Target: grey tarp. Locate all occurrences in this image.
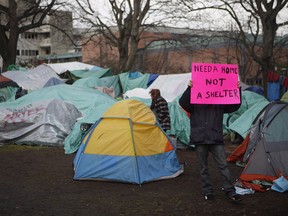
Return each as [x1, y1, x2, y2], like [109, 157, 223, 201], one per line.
[0, 99, 82, 146]
[0, 85, 116, 152]
[2, 64, 60, 90]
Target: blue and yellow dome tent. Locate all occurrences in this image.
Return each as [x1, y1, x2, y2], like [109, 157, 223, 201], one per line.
[73, 99, 184, 184]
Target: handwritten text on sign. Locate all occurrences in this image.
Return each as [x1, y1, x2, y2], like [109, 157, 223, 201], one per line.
[190, 63, 240, 104]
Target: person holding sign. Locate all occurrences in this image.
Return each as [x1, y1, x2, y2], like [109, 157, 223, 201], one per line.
[179, 65, 242, 202]
[149, 89, 171, 133]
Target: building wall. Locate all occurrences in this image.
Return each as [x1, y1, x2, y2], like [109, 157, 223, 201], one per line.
[49, 11, 74, 55]
[82, 30, 255, 73]
[15, 9, 76, 66]
[82, 36, 119, 69]
[82, 28, 288, 85]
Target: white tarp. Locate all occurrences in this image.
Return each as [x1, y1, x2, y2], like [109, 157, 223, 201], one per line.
[124, 73, 191, 102]
[0, 99, 82, 146]
[124, 88, 151, 100]
[2, 64, 60, 90]
[46, 62, 96, 74]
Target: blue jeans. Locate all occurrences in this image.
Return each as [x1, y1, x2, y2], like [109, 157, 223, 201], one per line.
[195, 144, 236, 195]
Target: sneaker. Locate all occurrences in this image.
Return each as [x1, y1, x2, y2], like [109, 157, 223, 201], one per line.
[227, 193, 243, 202]
[204, 194, 214, 200]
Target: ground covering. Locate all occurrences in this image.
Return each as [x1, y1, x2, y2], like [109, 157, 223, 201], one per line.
[0, 142, 287, 216]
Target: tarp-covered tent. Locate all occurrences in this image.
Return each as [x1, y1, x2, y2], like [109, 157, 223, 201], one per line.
[0, 99, 81, 146]
[64, 102, 116, 154]
[228, 101, 288, 191]
[69, 68, 112, 80]
[227, 91, 269, 139]
[119, 71, 150, 94]
[45, 62, 99, 82]
[2, 64, 61, 91]
[0, 75, 19, 102]
[0, 85, 116, 149]
[0, 86, 18, 103]
[73, 75, 122, 98]
[148, 73, 191, 102]
[46, 62, 96, 75]
[268, 82, 281, 101]
[73, 99, 184, 184]
[124, 73, 252, 146]
[147, 74, 159, 87]
[124, 73, 191, 102]
[245, 85, 265, 96]
[0, 75, 19, 88]
[43, 77, 65, 88]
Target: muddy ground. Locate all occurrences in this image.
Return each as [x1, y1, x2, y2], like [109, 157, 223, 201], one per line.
[0, 142, 287, 216]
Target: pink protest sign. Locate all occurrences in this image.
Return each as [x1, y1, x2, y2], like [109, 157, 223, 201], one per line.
[190, 63, 240, 104]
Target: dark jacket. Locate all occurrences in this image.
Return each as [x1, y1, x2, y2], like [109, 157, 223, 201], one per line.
[179, 86, 241, 145]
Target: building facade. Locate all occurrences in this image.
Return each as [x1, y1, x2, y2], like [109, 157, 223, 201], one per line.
[82, 26, 288, 85]
[0, 0, 82, 67]
[17, 10, 82, 66]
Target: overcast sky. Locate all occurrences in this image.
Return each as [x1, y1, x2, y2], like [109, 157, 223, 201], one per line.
[69, 0, 288, 35]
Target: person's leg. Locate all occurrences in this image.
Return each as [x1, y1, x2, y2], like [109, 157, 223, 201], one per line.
[210, 145, 235, 193]
[210, 145, 242, 201]
[195, 145, 214, 197]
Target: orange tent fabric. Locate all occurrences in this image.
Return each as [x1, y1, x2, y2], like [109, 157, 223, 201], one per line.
[226, 132, 250, 162]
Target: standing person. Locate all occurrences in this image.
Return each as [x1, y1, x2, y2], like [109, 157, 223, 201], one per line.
[149, 89, 171, 133]
[179, 81, 242, 202]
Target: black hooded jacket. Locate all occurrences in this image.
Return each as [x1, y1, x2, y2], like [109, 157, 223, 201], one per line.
[179, 86, 241, 145]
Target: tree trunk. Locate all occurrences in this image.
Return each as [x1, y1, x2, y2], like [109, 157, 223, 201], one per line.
[125, 34, 138, 72]
[118, 36, 130, 73]
[1, 0, 19, 71]
[260, 13, 278, 97]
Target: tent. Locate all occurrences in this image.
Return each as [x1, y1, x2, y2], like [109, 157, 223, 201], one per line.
[2, 64, 60, 90]
[0, 84, 116, 150]
[245, 85, 264, 96]
[227, 91, 269, 139]
[227, 101, 288, 191]
[281, 91, 288, 102]
[123, 73, 191, 102]
[46, 62, 96, 75]
[43, 77, 65, 88]
[127, 97, 191, 146]
[0, 75, 19, 89]
[73, 99, 184, 184]
[0, 99, 82, 146]
[73, 75, 122, 98]
[69, 68, 112, 80]
[0, 75, 19, 102]
[119, 71, 150, 94]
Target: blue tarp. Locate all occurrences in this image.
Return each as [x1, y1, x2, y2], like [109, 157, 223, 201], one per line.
[268, 82, 280, 101]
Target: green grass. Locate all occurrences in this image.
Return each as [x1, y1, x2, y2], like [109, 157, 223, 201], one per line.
[0, 143, 49, 152]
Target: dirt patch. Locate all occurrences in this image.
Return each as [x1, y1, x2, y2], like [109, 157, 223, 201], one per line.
[0, 143, 287, 216]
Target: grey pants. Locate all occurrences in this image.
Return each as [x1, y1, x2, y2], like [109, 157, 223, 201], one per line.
[195, 144, 236, 195]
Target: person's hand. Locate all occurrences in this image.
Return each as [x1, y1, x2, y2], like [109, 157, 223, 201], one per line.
[188, 80, 193, 87]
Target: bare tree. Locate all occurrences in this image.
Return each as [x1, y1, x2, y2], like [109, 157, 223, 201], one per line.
[0, 0, 68, 71]
[169, 0, 288, 95]
[74, 0, 157, 74]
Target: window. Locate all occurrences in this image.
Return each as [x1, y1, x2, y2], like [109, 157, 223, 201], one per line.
[23, 33, 38, 39]
[255, 79, 262, 85]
